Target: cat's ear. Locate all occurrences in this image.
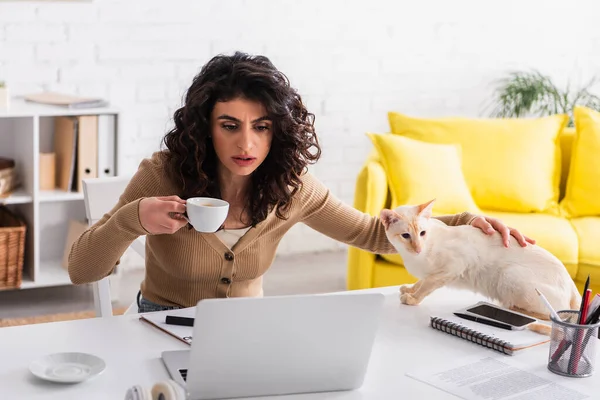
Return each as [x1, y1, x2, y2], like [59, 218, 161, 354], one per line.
[417, 199, 436, 219]
[380, 209, 400, 229]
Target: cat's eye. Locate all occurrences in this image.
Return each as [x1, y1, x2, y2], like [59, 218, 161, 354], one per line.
[420, 231, 426, 236]
[401, 233, 411, 239]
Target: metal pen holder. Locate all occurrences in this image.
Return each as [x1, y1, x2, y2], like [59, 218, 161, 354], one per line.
[547, 310, 600, 378]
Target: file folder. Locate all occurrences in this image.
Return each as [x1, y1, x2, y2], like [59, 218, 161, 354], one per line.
[97, 115, 116, 177]
[75, 115, 99, 192]
[53, 116, 77, 192]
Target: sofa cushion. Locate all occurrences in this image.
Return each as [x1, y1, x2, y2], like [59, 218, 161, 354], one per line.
[367, 133, 480, 215]
[381, 211, 579, 278]
[387, 111, 568, 214]
[558, 127, 576, 200]
[559, 106, 600, 217]
[569, 217, 600, 267]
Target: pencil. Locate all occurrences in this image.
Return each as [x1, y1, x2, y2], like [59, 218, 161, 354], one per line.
[580, 304, 600, 359]
[585, 294, 600, 325]
[580, 289, 592, 325]
[569, 287, 592, 374]
[578, 275, 590, 324]
[535, 288, 562, 321]
[535, 288, 561, 321]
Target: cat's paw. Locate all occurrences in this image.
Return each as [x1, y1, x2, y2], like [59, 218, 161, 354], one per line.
[398, 284, 414, 295]
[400, 293, 419, 306]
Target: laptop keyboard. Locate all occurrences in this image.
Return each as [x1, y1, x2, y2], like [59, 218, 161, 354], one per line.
[179, 369, 188, 382]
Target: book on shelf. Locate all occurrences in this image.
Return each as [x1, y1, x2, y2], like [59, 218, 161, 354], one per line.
[0, 158, 20, 197]
[429, 313, 550, 356]
[0, 172, 19, 197]
[0, 157, 15, 171]
[23, 92, 109, 109]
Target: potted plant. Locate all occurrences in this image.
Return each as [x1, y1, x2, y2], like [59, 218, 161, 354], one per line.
[0, 81, 8, 108]
[487, 70, 600, 126]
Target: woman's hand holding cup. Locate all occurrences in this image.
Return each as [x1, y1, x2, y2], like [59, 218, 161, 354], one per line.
[139, 196, 188, 234]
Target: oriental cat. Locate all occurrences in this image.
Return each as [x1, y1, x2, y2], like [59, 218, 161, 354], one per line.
[380, 199, 581, 335]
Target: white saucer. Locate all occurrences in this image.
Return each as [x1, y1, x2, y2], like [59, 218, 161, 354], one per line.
[29, 352, 106, 383]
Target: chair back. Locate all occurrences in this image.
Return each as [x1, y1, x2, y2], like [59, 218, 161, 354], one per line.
[82, 176, 131, 225]
[82, 176, 144, 318]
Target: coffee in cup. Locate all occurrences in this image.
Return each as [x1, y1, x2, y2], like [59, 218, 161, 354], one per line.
[184, 197, 229, 233]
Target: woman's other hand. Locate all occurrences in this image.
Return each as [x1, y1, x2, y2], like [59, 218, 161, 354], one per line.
[470, 216, 536, 248]
[139, 196, 188, 234]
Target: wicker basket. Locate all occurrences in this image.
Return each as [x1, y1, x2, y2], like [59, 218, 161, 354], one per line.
[0, 205, 26, 290]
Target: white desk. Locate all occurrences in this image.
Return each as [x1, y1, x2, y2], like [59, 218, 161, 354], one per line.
[0, 286, 597, 399]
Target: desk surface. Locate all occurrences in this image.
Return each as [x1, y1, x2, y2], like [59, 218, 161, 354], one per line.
[0, 286, 597, 399]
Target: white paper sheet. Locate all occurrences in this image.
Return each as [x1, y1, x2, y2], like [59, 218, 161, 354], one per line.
[139, 307, 196, 345]
[406, 356, 590, 400]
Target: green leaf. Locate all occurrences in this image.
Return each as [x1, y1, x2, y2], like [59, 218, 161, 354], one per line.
[486, 69, 600, 126]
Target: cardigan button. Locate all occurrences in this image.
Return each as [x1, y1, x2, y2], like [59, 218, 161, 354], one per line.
[225, 252, 234, 261]
[221, 277, 231, 284]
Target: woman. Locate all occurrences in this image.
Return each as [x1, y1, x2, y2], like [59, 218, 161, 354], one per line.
[68, 52, 534, 313]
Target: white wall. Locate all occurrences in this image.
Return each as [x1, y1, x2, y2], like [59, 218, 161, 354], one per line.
[1, 0, 599, 256]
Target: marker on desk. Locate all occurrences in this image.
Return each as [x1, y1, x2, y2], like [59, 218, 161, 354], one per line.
[165, 315, 195, 327]
[453, 312, 512, 330]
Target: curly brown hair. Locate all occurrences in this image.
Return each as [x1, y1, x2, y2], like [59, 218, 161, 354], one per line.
[162, 52, 321, 226]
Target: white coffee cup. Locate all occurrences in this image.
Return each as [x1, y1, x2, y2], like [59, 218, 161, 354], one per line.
[184, 197, 229, 233]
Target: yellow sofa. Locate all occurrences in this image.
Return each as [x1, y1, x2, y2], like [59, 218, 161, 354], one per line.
[347, 108, 600, 296]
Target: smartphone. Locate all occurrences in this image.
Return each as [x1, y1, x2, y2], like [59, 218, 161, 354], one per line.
[458, 302, 537, 330]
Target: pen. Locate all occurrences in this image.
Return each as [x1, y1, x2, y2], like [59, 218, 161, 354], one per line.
[580, 309, 600, 357]
[165, 315, 195, 327]
[578, 275, 590, 325]
[569, 282, 592, 374]
[580, 289, 592, 324]
[584, 294, 600, 325]
[453, 312, 512, 330]
[550, 340, 572, 364]
[539, 286, 570, 365]
[581, 315, 600, 347]
[535, 288, 561, 321]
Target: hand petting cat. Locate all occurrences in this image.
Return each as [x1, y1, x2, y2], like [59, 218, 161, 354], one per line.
[469, 216, 536, 248]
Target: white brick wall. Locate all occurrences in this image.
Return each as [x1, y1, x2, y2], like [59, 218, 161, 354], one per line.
[1, 0, 600, 257]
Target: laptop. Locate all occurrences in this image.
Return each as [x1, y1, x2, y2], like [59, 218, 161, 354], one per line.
[161, 291, 385, 400]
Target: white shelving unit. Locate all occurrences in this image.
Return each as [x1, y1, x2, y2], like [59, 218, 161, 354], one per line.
[0, 98, 119, 290]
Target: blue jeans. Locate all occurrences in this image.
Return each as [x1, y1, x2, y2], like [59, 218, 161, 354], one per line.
[136, 291, 182, 313]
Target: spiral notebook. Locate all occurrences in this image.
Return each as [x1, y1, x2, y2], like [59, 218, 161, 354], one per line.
[430, 314, 550, 356]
